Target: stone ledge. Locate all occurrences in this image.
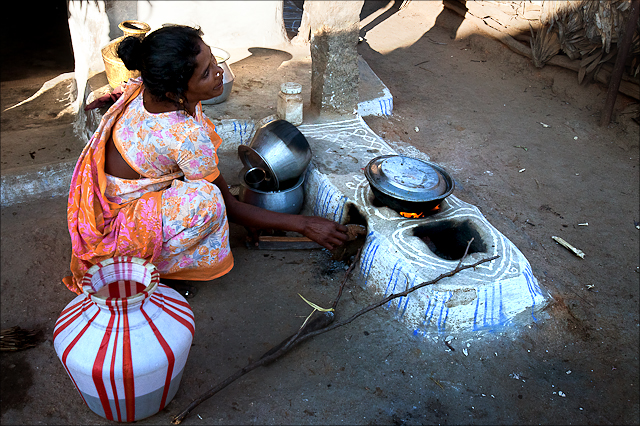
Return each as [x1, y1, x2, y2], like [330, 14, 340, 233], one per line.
[1, 159, 77, 207]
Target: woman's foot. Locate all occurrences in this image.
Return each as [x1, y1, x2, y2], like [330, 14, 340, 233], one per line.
[160, 279, 198, 299]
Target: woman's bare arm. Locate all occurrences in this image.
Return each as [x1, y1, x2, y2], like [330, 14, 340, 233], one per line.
[213, 174, 348, 250]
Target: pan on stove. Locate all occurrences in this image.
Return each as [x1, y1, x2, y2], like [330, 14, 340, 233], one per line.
[364, 155, 455, 213]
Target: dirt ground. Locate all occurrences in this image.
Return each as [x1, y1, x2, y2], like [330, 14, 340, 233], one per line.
[1, 1, 639, 425]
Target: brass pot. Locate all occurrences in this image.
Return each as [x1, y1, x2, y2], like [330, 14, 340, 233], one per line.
[102, 21, 151, 88]
[118, 20, 151, 38]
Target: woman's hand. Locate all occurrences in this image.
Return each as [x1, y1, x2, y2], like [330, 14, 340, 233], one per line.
[213, 173, 349, 250]
[299, 216, 349, 250]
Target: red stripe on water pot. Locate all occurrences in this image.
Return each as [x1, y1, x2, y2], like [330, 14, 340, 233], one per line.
[92, 307, 116, 420]
[161, 290, 193, 312]
[108, 300, 123, 422]
[121, 298, 135, 422]
[57, 297, 86, 320]
[162, 297, 195, 326]
[150, 297, 195, 336]
[54, 299, 89, 341]
[61, 309, 100, 408]
[140, 306, 175, 410]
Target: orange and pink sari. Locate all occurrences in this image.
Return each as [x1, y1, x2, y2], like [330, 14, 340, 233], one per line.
[63, 78, 233, 294]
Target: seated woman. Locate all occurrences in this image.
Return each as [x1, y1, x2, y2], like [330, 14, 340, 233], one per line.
[62, 25, 348, 295]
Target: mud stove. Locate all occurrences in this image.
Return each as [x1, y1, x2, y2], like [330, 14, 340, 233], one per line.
[299, 117, 551, 336]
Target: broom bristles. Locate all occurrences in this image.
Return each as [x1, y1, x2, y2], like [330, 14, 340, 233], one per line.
[1, 326, 39, 352]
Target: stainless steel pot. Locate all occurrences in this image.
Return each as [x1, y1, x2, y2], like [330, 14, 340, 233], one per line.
[201, 47, 234, 105]
[238, 168, 305, 214]
[364, 155, 455, 213]
[238, 119, 311, 190]
[243, 167, 276, 191]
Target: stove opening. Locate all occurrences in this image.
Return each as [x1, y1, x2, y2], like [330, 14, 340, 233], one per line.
[412, 219, 486, 260]
[398, 203, 443, 218]
[344, 203, 367, 227]
[370, 195, 443, 217]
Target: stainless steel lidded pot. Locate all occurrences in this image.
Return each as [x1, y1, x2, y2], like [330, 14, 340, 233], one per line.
[238, 119, 312, 191]
[364, 155, 455, 213]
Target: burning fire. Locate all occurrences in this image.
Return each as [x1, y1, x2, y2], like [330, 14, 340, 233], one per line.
[399, 211, 424, 218]
[398, 205, 440, 218]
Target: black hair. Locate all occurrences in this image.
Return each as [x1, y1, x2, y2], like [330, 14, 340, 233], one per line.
[117, 25, 204, 108]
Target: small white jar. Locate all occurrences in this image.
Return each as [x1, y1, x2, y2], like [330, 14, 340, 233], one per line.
[277, 82, 303, 126]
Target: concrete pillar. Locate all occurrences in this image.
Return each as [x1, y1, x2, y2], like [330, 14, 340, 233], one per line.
[67, 0, 111, 136]
[105, 1, 138, 40]
[306, 1, 364, 116]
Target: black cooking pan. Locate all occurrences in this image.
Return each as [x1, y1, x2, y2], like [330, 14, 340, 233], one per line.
[364, 155, 455, 213]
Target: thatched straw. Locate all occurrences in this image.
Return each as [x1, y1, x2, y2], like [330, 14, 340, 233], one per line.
[542, 0, 639, 76]
[530, 24, 561, 68]
[444, 0, 639, 89]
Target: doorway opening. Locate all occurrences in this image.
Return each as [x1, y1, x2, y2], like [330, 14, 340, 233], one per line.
[283, 0, 305, 40]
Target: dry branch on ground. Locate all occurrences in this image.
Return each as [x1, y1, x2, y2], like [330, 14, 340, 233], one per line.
[172, 241, 498, 424]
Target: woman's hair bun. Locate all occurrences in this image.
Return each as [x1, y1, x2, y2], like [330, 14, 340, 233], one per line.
[117, 36, 143, 71]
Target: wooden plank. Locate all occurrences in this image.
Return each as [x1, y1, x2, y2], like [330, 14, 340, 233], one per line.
[254, 235, 322, 250]
[600, 0, 640, 126]
[246, 225, 367, 250]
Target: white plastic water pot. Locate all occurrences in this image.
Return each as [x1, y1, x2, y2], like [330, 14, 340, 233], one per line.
[53, 257, 195, 422]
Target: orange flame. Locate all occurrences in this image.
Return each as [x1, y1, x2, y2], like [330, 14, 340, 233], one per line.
[398, 204, 441, 218]
[399, 211, 424, 218]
